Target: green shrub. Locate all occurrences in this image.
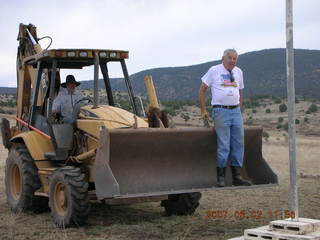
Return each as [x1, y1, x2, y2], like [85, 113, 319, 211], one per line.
[279, 103, 287, 112]
[295, 119, 300, 124]
[265, 108, 271, 113]
[304, 117, 309, 123]
[251, 99, 260, 107]
[246, 119, 253, 125]
[244, 98, 261, 109]
[252, 109, 257, 113]
[278, 117, 284, 123]
[307, 103, 318, 113]
[262, 131, 270, 141]
[274, 98, 282, 104]
[0, 99, 16, 107]
[164, 108, 176, 116]
[180, 113, 190, 122]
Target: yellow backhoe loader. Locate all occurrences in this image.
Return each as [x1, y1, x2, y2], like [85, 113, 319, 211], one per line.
[1, 23, 278, 227]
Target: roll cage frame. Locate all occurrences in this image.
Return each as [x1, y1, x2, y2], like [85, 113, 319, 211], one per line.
[26, 49, 139, 128]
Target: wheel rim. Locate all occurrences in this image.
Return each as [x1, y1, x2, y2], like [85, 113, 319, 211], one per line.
[10, 164, 22, 200]
[53, 182, 68, 217]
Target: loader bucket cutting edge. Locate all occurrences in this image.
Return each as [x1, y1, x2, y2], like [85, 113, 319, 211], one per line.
[95, 127, 278, 200]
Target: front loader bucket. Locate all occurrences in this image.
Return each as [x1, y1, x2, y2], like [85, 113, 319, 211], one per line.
[95, 127, 277, 200]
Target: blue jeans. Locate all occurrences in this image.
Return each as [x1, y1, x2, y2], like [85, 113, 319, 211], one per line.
[211, 106, 244, 168]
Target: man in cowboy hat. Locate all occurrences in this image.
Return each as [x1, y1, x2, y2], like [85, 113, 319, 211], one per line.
[52, 74, 85, 123]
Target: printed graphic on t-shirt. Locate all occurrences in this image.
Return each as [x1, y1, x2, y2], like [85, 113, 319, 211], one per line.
[227, 90, 234, 96]
[220, 74, 237, 88]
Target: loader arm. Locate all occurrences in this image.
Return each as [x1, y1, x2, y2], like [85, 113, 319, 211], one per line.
[16, 23, 45, 120]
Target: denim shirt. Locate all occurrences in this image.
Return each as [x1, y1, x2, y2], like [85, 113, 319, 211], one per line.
[52, 89, 84, 120]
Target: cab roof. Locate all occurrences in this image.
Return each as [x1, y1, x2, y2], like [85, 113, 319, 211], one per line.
[24, 49, 129, 69]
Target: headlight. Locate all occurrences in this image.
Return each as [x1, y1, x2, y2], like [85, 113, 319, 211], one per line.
[109, 52, 117, 58]
[79, 51, 88, 57]
[67, 51, 76, 57]
[99, 52, 107, 57]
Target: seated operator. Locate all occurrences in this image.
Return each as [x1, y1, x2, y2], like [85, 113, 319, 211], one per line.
[52, 75, 85, 123]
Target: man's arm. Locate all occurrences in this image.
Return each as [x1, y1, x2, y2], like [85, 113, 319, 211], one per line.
[239, 89, 243, 107]
[199, 83, 209, 118]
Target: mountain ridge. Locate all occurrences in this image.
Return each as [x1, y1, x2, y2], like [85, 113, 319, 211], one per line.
[75, 48, 320, 100]
[1, 48, 320, 100]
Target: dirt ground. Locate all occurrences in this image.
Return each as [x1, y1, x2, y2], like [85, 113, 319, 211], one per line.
[0, 126, 319, 240]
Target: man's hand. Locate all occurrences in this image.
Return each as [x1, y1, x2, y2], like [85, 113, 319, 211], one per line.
[51, 111, 62, 123]
[201, 108, 210, 128]
[201, 109, 210, 120]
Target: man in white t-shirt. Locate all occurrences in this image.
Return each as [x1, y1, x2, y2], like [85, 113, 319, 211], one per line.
[199, 49, 251, 187]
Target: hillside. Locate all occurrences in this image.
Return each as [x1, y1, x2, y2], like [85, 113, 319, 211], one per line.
[1, 48, 320, 100]
[71, 48, 320, 100]
[0, 87, 16, 95]
[119, 48, 320, 100]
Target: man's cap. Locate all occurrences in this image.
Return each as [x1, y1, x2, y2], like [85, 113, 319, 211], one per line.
[61, 75, 81, 88]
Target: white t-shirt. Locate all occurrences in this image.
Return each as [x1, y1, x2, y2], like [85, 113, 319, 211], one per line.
[201, 64, 244, 106]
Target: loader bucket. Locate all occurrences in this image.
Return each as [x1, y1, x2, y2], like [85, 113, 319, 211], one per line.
[95, 127, 278, 200]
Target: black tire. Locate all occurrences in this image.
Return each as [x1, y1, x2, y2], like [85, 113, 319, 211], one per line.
[5, 144, 43, 213]
[49, 166, 90, 228]
[161, 192, 202, 216]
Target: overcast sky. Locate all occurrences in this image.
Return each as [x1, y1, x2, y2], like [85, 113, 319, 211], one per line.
[1, 0, 319, 87]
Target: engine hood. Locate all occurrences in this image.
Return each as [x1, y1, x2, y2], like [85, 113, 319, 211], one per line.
[76, 105, 148, 137]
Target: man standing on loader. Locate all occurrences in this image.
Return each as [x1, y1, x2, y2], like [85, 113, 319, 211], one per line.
[199, 48, 251, 187]
[52, 74, 84, 123]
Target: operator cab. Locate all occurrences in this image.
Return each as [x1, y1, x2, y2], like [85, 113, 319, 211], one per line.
[26, 49, 144, 160]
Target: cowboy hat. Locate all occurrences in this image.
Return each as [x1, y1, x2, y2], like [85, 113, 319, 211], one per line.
[61, 75, 81, 88]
